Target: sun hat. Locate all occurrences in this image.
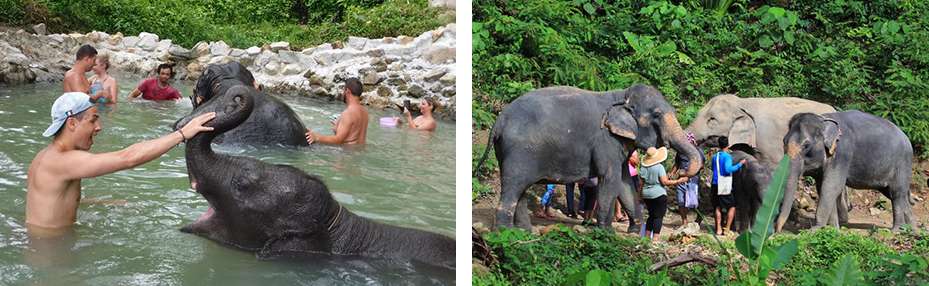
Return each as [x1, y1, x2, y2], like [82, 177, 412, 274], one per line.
[42, 92, 94, 137]
[642, 147, 668, 167]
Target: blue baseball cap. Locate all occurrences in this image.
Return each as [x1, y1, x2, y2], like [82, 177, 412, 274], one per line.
[43, 92, 95, 137]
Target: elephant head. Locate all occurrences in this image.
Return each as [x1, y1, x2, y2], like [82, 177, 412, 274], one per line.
[191, 62, 256, 109]
[686, 94, 756, 149]
[175, 85, 256, 136]
[602, 85, 703, 176]
[775, 113, 841, 232]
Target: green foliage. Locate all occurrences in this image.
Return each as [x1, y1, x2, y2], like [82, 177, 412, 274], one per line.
[1, 0, 449, 49]
[482, 227, 655, 285]
[820, 255, 865, 285]
[472, 143, 498, 179]
[769, 228, 896, 284]
[472, 178, 494, 202]
[481, 226, 924, 285]
[473, 0, 929, 157]
[731, 157, 799, 285]
[866, 253, 929, 285]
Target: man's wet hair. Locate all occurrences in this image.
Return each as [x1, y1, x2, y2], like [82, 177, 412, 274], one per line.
[157, 63, 176, 78]
[76, 45, 97, 61]
[718, 136, 729, 148]
[345, 78, 362, 97]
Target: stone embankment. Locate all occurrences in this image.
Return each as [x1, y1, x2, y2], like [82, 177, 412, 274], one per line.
[0, 23, 457, 116]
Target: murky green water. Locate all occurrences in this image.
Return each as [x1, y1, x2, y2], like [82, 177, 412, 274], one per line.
[0, 77, 455, 285]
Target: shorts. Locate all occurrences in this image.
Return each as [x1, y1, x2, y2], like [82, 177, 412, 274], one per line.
[712, 184, 736, 209]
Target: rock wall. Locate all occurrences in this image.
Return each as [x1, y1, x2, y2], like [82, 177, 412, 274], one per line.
[0, 24, 457, 117]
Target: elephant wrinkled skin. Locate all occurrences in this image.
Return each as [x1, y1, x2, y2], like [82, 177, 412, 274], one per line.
[177, 86, 454, 269]
[777, 111, 915, 232]
[474, 85, 702, 232]
[174, 62, 308, 147]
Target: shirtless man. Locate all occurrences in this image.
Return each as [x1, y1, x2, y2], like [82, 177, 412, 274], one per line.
[26, 92, 215, 230]
[305, 78, 368, 145]
[403, 97, 438, 131]
[63, 45, 105, 102]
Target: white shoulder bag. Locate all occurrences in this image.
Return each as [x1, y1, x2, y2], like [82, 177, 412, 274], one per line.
[716, 154, 733, 195]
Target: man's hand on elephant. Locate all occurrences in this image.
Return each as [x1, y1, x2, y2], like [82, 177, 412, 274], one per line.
[740, 159, 747, 165]
[180, 112, 216, 139]
[305, 129, 315, 144]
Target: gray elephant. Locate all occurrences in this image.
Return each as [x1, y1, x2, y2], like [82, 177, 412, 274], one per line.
[728, 145, 772, 232]
[176, 86, 454, 268]
[685, 94, 849, 226]
[776, 111, 915, 232]
[473, 85, 702, 231]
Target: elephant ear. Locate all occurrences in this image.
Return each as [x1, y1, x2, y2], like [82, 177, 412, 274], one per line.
[602, 105, 636, 140]
[822, 118, 841, 156]
[728, 108, 757, 147]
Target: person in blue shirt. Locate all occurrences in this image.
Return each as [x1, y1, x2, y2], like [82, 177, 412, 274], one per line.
[711, 136, 747, 235]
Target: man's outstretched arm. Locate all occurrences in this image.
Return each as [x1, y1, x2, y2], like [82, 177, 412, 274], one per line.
[52, 112, 215, 180]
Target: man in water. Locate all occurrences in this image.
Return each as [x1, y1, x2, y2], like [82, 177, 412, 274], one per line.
[128, 63, 182, 101]
[63, 45, 106, 102]
[26, 92, 215, 230]
[402, 97, 438, 131]
[305, 78, 369, 145]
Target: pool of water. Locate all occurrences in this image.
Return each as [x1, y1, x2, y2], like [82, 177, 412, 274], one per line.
[0, 77, 455, 285]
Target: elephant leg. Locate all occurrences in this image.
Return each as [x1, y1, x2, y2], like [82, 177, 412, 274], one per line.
[495, 174, 534, 230]
[515, 190, 533, 230]
[595, 174, 621, 230]
[814, 173, 847, 229]
[888, 182, 914, 231]
[837, 188, 850, 224]
[618, 175, 638, 233]
[815, 180, 840, 227]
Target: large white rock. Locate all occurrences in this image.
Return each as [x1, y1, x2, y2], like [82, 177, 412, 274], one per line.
[269, 41, 290, 52]
[122, 36, 140, 48]
[32, 23, 46, 35]
[229, 48, 246, 58]
[422, 69, 447, 82]
[347, 36, 367, 50]
[278, 50, 299, 64]
[209, 41, 230, 57]
[281, 64, 303, 76]
[137, 32, 159, 50]
[168, 45, 191, 59]
[246, 46, 261, 56]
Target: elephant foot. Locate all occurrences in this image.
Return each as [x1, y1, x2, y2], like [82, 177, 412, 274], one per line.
[626, 223, 638, 233]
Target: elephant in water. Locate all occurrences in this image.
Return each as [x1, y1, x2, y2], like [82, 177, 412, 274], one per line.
[685, 94, 849, 226]
[474, 85, 702, 232]
[174, 62, 308, 147]
[778, 111, 914, 232]
[175, 85, 454, 269]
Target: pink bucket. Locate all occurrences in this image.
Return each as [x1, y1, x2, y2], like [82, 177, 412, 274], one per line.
[379, 117, 399, 127]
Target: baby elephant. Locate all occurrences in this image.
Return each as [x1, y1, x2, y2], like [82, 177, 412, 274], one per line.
[777, 111, 914, 232]
[728, 145, 771, 233]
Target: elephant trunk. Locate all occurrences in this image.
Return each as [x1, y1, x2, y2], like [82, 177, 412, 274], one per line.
[664, 114, 702, 177]
[775, 150, 803, 232]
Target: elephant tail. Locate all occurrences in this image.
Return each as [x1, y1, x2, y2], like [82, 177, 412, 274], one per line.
[473, 118, 501, 178]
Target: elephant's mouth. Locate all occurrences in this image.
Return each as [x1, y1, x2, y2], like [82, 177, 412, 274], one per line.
[195, 205, 215, 224]
[190, 179, 216, 223]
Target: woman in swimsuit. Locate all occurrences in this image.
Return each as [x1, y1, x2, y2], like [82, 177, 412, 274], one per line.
[88, 53, 118, 104]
